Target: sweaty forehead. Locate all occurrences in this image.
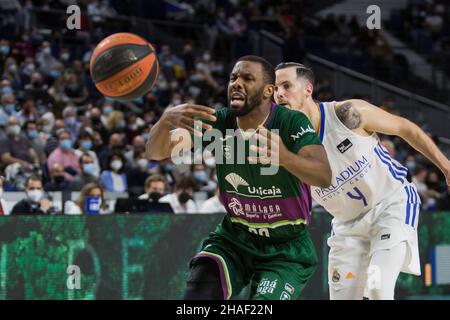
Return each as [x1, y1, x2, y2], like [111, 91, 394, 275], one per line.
[231, 61, 262, 75]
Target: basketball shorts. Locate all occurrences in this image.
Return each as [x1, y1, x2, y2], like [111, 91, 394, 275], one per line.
[189, 215, 318, 300]
[328, 183, 421, 291]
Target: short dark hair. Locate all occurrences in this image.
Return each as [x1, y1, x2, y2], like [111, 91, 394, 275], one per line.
[237, 55, 275, 85]
[26, 175, 42, 187]
[79, 152, 94, 166]
[275, 62, 315, 85]
[176, 176, 196, 191]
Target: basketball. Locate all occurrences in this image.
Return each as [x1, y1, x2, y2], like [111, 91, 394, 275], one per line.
[89, 32, 159, 101]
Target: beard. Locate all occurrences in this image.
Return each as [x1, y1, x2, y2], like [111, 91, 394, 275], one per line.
[228, 88, 264, 117]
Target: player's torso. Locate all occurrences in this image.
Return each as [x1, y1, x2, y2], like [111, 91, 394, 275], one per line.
[212, 105, 311, 240]
[311, 101, 409, 222]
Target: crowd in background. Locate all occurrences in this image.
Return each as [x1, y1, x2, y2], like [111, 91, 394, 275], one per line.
[0, 0, 448, 215]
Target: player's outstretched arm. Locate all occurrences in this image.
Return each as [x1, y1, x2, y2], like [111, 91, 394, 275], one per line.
[283, 144, 332, 188]
[345, 99, 450, 186]
[146, 104, 217, 161]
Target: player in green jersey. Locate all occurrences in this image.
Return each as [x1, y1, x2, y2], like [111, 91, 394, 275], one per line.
[146, 56, 332, 300]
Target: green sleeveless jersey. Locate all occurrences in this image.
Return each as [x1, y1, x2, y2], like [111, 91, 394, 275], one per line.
[197, 103, 322, 240]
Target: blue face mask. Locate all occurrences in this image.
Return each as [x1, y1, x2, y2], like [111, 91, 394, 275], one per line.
[5, 103, 15, 114]
[163, 163, 173, 172]
[81, 140, 92, 150]
[65, 117, 76, 127]
[0, 45, 10, 55]
[103, 106, 113, 115]
[50, 69, 61, 79]
[143, 133, 149, 141]
[83, 163, 96, 176]
[194, 170, 208, 183]
[27, 130, 39, 139]
[43, 125, 52, 134]
[1, 86, 13, 95]
[60, 139, 72, 150]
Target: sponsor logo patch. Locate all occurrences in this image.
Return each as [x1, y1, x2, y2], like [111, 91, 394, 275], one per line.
[381, 234, 391, 240]
[332, 269, 340, 283]
[337, 138, 353, 153]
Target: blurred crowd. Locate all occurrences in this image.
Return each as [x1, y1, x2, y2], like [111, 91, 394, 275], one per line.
[389, 0, 450, 58]
[0, 0, 448, 216]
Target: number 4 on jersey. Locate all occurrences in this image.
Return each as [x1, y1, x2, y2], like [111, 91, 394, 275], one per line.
[346, 187, 368, 206]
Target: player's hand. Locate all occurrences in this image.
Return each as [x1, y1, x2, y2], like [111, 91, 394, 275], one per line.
[160, 103, 217, 136]
[248, 127, 289, 166]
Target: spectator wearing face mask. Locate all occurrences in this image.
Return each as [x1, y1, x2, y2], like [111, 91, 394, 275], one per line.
[139, 174, 167, 202]
[64, 182, 108, 215]
[98, 133, 124, 169]
[17, 97, 38, 126]
[22, 121, 42, 158]
[0, 93, 18, 127]
[2, 57, 22, 89]
[24, 72, 52, 105]
[44, 163, 71, 192]
[100, 152, 128, 192]
[74, 131, 100, 177]
[35, 41, 58, 76]
[47, 129, 80, 181]
[0, 176, 10, 216]
[44, 119, 65, 156]
[69, 153, 99, 191]
[38, 112, 55, 144]
[0, 116, 39, 171]
[89, 106, 109, 142]
[126, 150, 151, 197]
[159, 177, 197, 214]
[192, 163, 216, 195]
[62, 106, 80, 143]
[124, 135, 146, 168]
[10, 175, 56, 215]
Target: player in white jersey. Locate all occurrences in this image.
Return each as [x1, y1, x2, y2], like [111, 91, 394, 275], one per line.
[274, 62, 450, 300]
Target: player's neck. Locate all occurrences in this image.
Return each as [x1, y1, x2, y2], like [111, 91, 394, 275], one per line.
[236, 101, 272, 131]
[303, 99, 321, 131]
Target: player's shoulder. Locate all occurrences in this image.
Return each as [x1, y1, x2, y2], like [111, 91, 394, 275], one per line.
[274, 104, 310, 125]
[275, 104, 304, 118]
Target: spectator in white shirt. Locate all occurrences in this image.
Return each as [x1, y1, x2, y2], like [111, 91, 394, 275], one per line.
[159, 177, 197, 214]
[138, 174, 167, 202]
[199, 187, 226, 214]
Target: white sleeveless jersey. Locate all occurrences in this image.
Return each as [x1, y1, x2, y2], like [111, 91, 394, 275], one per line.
[311, 101, 409, 222]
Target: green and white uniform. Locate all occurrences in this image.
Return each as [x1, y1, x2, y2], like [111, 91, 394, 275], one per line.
[190, 103, 323, 300]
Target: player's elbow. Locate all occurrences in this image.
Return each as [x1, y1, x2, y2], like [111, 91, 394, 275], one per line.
[316, 166, 332, 188]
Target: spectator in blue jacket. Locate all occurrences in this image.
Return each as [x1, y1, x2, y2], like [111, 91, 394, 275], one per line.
[100, 151, 127, 192]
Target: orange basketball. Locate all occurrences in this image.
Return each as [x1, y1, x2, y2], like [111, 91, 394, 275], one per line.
[90, 33, 159, 101]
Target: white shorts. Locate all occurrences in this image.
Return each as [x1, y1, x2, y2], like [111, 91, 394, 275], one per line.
[327, 183, 421, 291]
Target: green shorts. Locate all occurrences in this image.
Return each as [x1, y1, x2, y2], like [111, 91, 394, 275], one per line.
[189, 216, 318, 300]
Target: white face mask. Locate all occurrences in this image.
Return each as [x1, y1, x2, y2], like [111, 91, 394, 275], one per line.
[111, 160, 123, 171]
[137, 158, 149, 170]
[27, 189, 43, 203]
